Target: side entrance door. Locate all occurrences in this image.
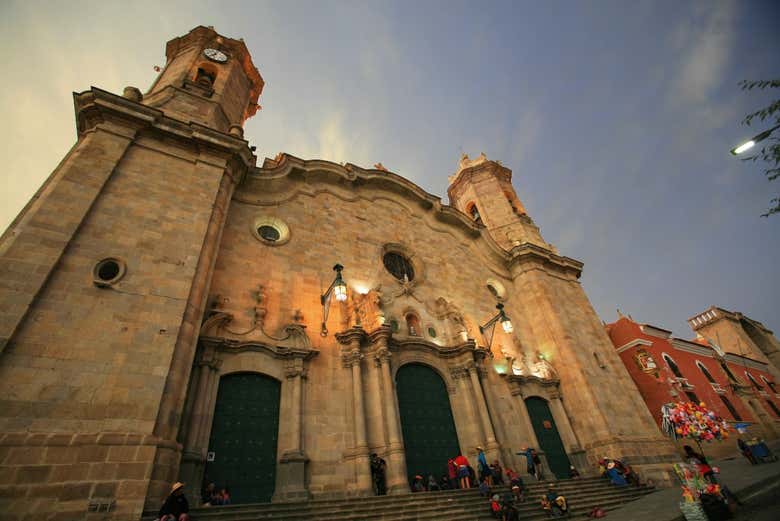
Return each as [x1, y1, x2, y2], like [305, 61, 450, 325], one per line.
[396, 363, 461, 486]
[204, 373, 281, 503]
[525, 396, 571, 479]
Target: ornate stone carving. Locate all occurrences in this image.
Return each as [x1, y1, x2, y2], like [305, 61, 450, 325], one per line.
[432, 297, 476, 343]
[341, 349, 363, 368]
[352, 289, 385, 332]
[532, 353, 558, 379]
[449, 366, 470, 380]
[284, 359, 307, 379]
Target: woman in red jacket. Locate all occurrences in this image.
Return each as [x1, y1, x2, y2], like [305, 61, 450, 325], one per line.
[454, 453, 471, 489]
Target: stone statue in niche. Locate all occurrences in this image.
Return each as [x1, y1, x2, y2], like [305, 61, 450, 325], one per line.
[532, 352, 559, 380]
[433, 297, 472, 343]
[352, 289, 385, 332]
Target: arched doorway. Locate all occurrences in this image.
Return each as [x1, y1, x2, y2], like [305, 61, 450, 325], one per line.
[396, 363, 460, 486]
[525, 396, 571, 479]
[204, 373, 281, 503]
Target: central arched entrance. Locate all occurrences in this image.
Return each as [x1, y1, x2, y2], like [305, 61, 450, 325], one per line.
[396, 363, 460, 486]
[204, 372, 281, 503]
[525, 396, 571, 479]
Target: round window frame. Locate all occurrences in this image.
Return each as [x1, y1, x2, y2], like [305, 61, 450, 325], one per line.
[380, 243, 424, 285]
[92, 257, 127, 288]
[251, 217, 290, 246]
[486, 278, 508, 301]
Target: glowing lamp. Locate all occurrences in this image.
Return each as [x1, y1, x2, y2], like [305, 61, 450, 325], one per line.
[479, 302, 514, 351]
[730, 124, 780, 155]
[320, 264, 348, 336]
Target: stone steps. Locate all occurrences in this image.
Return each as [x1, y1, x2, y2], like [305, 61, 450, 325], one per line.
[176, 477, 656, 521]
[190, 478, 607, 513]
[189, 477, 613, 516]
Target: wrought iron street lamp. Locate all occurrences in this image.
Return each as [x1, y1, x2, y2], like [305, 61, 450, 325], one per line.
[320, 264, 348, 336]
[479, 303, 513, 350]
[730, 123, 780, 155]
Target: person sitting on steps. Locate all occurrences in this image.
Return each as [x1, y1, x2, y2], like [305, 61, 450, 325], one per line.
[541, 483, 568, 518]
[158, 482, 189, 521]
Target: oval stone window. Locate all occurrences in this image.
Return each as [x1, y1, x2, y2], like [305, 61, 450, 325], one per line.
[252, 217, 290, 246]
[383, 252, 415, 282]
[258, 225, 280, 242]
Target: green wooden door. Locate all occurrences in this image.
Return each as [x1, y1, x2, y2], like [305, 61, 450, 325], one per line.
[204, 373, 280, 503]
[525, 396, 571, 479]
[396, 363, 461, 486]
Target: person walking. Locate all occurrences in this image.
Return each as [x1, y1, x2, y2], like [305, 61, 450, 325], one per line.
[531, 449, 545, 480]
[477, 446, 492, 486]
[517, 446, 535, 479]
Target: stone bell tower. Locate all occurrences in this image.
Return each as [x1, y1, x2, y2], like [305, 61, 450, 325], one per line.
[447, 152, 550, 251]
[0, 26, 261, 520]
[448, 153, 678, 478]
[143, 25, 264, 133]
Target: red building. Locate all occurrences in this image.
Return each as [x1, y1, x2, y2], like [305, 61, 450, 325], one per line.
[606, 315, 780, 446]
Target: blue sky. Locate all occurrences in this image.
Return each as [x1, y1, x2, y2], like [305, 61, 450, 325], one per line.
[1, 0, 778, 338]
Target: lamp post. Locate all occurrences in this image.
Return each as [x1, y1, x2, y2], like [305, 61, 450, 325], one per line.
[479, 303, 513, 351]
[730, 123, 780, 155]
[320, 264, 348, 336]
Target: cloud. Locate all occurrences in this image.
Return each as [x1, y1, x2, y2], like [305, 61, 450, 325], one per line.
[670, 0, 736, 106]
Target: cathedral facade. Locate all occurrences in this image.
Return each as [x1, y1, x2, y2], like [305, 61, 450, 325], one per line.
[0, 27, 679, 520]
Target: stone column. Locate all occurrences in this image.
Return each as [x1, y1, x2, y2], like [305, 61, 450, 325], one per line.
[197, 359, 221, 451]
[179, 350, 219, 501]
[370, 326, 409, 494]
[337, 327, 372, 495]
[549, 390, 588, 474]
[510, 388, 542, 478]
[467, 363, 499, 453]
[275, 357, 310, 500]
[450, 366, 482, 451]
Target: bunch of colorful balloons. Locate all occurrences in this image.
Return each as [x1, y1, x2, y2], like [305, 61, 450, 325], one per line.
[662, 401, 730, 442]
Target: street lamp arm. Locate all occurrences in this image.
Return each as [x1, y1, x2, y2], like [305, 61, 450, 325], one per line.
[731, 123, 780, 155]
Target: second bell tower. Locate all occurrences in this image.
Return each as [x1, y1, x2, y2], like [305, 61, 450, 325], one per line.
[447, 153, 551, 251]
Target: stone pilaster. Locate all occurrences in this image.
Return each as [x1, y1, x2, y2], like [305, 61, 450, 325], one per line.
[548, 391, 588, 474]
[336, 327, 372, 495]
[274, 357, 311, 500]
[449, 366, 482, 453]
[466, 362, 500, 460]
[508, 387, 542, 477]
[369, 326, 409, 494]
[179, 352, 221, 501]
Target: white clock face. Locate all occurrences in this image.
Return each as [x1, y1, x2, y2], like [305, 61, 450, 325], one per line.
[204, 48, 228, 63]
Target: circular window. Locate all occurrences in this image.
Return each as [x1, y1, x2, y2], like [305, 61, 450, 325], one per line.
[252, 217, 290, 246]
[383, 252, 415, 282]
[485, 278, 507, 300]
[258, 225, 280, 242]
[93, 257, 126, 287]
[427, 327, 437, 338]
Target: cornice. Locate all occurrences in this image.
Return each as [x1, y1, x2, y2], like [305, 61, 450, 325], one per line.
[639, 324, 673, 339]
[243, 154, 513, 268]
[723, 353, 769, 372]
[615, 338, 653, 354]
[508, 242, 584, 279]
[389, 337, 483, 360]
[670, 338, 716, 358]
[72, 87, 257, 176]
[199, 335, 319, 361]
